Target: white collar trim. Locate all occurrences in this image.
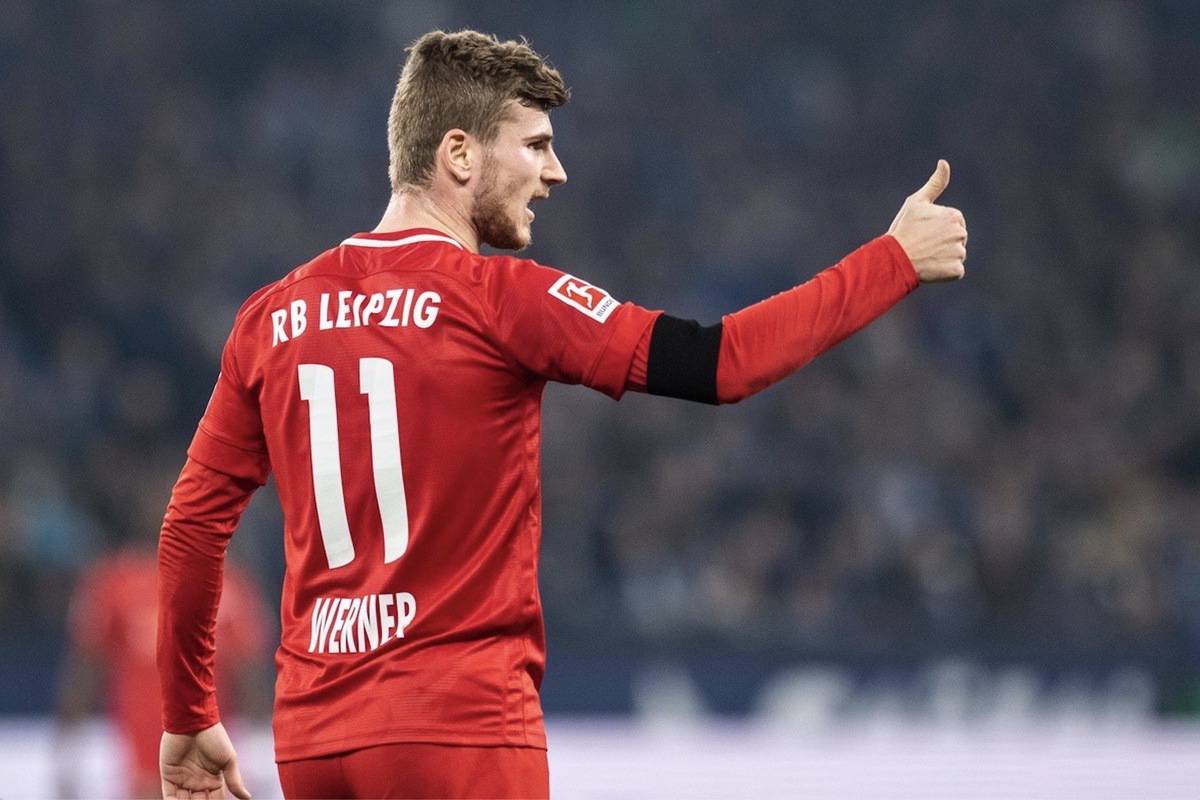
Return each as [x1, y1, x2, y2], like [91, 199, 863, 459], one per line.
[341, 233, 464, 250]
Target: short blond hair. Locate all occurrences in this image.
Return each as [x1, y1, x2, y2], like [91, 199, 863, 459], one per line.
[387, 30, 569, 192]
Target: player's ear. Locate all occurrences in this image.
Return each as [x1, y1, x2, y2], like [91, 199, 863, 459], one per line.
[439, 129, 473, 184]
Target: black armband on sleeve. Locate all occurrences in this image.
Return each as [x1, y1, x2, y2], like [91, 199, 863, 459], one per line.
[645, 314, 723, 404]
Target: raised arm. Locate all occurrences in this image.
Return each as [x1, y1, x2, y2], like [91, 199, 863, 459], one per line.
[629, 161, 968, 403]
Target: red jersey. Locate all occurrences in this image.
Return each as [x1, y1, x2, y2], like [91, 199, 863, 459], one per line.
[185, 229, 658, 761]
[71, 549, 267, 780]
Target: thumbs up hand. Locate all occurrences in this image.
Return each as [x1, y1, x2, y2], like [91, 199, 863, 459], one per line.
[887, 160, 968, 283]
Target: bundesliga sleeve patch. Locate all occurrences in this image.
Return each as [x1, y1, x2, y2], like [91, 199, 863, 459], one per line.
[547, 274, 618, 322]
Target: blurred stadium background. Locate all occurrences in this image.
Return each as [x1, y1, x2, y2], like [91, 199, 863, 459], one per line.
[2, 1, 1199, 797]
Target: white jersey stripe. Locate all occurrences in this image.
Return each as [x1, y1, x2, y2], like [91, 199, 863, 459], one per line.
[341, 234, 464, 250]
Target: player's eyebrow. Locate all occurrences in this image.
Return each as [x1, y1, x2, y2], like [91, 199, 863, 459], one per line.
[524, 133, 554, 145]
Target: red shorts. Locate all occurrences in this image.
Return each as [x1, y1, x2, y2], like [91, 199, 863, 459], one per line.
[276, 742, 549, 799]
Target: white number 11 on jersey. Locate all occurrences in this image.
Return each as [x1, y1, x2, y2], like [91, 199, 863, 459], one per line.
[298, 358, 410, 569]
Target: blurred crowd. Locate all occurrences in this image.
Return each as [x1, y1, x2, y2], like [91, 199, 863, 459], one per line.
[1, 1, 1198, 712]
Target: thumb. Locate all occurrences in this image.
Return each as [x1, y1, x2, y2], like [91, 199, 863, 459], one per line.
[223, 756, 252, 800]
[912, 159, 950, 203]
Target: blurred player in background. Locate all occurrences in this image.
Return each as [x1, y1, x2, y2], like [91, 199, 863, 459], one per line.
[56, 529, 270, 798]
[157, 29, 966, 799]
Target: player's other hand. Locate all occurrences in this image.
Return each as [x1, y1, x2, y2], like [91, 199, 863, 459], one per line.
[160, 722, 251, 800]
[887, 159, 968, 283]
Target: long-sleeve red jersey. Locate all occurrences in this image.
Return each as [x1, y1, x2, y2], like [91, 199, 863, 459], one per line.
[158, 229, 917, 762]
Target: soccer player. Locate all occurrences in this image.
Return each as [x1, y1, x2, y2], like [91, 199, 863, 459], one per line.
[157, 29, 967, 800]
[57, 540, 269, 798]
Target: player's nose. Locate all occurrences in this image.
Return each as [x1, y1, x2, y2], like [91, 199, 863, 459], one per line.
[544, 148, 567, 186]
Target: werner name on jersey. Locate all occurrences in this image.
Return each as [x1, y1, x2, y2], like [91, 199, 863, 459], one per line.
[307, 592, 417, 654]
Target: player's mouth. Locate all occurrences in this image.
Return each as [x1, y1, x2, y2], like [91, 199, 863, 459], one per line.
[526, 192, 549, 222]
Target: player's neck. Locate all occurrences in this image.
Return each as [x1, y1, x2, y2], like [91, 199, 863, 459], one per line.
[373, 191, 479, 253]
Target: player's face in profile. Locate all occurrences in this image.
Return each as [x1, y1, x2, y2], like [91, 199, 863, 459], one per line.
[472, 101, 566, 251]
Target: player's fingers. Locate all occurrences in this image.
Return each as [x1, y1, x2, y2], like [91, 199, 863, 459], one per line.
[223, 758, 252, 800]
[172, 780, 218, 799]
[940, 205, 964, 225]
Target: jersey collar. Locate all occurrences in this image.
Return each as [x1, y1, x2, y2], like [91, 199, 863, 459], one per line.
[341, 228, 465, 250]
